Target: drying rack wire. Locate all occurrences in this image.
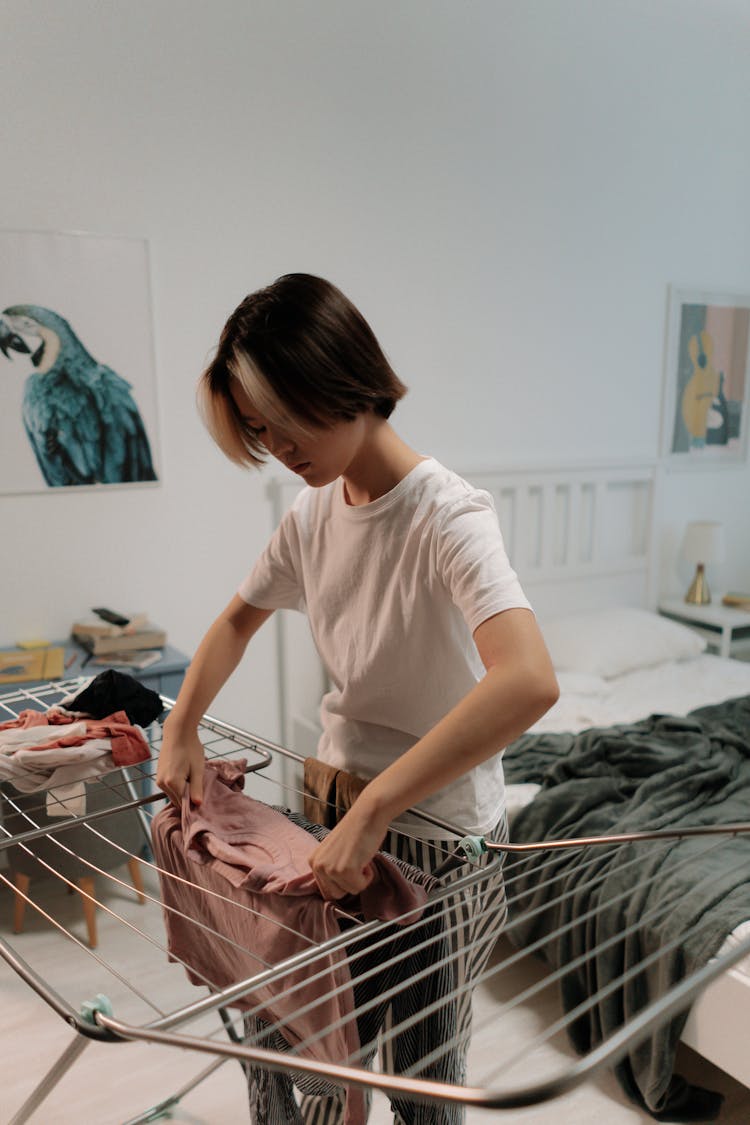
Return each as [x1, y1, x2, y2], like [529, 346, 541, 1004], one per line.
[1, 678, 750, 1124]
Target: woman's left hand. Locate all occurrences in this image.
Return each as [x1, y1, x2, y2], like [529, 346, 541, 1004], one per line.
[309, 799, 390, 900]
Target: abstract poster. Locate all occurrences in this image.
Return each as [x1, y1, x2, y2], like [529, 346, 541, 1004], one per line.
[661, 286, 750, 468]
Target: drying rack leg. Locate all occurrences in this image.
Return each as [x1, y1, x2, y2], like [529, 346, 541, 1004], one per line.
[120, 1006, 252, 1121]
[8, 1033, 91, 1125]
[120, 1056, 229, 1124]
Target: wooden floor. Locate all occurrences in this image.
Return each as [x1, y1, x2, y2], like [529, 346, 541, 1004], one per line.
[2, 865, 749, 1125]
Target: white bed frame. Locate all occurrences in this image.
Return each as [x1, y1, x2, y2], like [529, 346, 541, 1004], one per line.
[265, 460, 750, 1091]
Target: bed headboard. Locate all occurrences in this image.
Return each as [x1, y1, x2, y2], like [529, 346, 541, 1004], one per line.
[463, 463, 658, 620]
[265, 461, 659, 752]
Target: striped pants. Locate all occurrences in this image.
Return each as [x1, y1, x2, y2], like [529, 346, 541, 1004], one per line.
[299, 814, 509, 1124]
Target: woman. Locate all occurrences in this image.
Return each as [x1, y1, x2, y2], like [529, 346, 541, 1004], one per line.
[157, 272, 558, 1115]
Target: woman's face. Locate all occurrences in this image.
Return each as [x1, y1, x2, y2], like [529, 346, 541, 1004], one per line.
[229, 379, 369, 487]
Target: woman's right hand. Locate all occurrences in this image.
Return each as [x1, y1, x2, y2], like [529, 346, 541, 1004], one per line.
[156, 717, 206, 807]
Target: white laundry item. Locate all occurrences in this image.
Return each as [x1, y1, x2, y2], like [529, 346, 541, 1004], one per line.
[0, 712, 149, 816]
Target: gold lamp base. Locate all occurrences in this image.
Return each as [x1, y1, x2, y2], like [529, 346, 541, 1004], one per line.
[685, 563, 711, 605]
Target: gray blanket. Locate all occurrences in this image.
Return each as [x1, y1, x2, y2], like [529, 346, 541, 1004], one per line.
[503, 693, 750, 1121]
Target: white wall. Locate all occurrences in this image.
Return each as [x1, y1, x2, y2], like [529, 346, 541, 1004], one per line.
[1, 0, 749, 740]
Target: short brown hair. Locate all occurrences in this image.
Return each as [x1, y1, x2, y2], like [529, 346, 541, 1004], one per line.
[198, 273, 408, 467]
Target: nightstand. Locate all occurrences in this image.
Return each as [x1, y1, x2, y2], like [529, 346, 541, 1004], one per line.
[658, 598, 750, 660]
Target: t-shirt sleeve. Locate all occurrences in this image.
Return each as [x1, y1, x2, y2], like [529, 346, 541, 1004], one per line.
[237, 509, 305, 612]
[435, 490, 532, 633]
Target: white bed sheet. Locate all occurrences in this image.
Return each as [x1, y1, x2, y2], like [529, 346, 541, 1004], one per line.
[506, 653, 750, 979]
[529, 653, 750, 735]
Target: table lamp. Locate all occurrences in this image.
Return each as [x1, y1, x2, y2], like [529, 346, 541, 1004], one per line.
[680, 521, 725, 605]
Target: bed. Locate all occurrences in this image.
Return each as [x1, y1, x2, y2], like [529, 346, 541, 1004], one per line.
[267, 462, 750, 1118]
[503, 605, 750, 1116]
[3, 462, 750, 1122]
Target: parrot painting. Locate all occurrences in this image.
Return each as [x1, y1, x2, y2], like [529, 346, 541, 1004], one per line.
[0, 304, 157, 486]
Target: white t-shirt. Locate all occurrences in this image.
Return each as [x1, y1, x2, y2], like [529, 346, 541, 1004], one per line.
[238, 457, 532, 839]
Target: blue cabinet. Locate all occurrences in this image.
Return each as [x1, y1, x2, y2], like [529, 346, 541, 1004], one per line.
[0, 640, 190, 700]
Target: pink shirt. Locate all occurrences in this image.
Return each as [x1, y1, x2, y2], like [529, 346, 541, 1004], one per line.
[151, 761, 427, 1124]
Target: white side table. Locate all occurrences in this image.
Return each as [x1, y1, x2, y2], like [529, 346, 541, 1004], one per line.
[658, 597, 750, 659]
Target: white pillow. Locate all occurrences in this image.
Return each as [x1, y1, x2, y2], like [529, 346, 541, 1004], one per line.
[541, 606, 706, 679]
[555, 670, 609, 696]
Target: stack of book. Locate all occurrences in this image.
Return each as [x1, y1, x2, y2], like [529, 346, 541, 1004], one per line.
[71, 611, 167, 670]
[722, 592, 750, 610]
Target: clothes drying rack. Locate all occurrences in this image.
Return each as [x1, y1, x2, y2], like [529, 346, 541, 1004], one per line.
[2, 678, 750, 1125]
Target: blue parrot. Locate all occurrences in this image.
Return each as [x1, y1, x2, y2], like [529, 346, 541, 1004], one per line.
[0, 304, 157, 486]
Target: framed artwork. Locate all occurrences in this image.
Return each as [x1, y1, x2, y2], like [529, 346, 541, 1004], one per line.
[661, 286, 750, 468]
[0, 229, 161, 494]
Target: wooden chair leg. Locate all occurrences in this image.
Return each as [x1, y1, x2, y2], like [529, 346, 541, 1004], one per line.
[13, 872, 30, 934]
[77, 876, 97, 948]
[127, 857, 146, 904]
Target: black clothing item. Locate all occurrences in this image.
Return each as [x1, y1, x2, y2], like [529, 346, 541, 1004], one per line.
[67, 669, 164, 726]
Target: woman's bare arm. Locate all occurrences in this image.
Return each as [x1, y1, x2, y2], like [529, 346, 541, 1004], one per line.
[310, 607, 558, 899]
[156, 595, 273, 806]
